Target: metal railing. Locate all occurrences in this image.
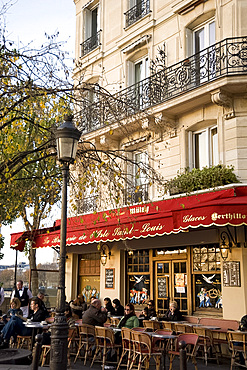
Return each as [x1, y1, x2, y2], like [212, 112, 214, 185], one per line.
[81, 30, 101, 57]
[124, 183, 149, 205]
[79, 37, 247, 133]
[125, 0, 150, 27]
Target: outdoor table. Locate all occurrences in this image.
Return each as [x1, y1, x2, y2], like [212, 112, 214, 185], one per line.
[147, 332, 177, 370]
[23, 321, 48, 348]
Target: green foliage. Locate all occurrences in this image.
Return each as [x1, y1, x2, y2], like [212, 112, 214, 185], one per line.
[164, 165, 239, 195]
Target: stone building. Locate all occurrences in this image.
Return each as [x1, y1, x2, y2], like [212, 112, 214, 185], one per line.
[11, 0, 247, 319]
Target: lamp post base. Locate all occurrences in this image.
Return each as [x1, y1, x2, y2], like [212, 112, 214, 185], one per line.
[49, 313, 68, 370]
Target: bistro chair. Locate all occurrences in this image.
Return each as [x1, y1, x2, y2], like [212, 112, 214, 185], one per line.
[91, 326, 121, 369]
[161, 322, 175, 331]
[116, 327, 132, 370]
[168, 333, 199, 370]
[16, 335, 32, 350]
[143, 320, 161, 331]
[131, 327, 146, 332]
[110, 317, 121, 327]
[130, 330, 162, 370]
[227, 331, 247, 369]
[193, 327, 219, 365]
[67, 328, 78, 366]
[174, 323, 193, 334]
[74, 323, 95, 364]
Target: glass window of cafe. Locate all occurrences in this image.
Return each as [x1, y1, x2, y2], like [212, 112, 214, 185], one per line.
[127, 250, 150, 308]
[192, 244, 222, 313]
[78, 253, 100, 304]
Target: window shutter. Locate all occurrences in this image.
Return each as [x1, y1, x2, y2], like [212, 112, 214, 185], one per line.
[188, 131, 193, 170]
[84, 8, 92, 40]
[185, 28, 193, 58]
[127, 60, 135, 86]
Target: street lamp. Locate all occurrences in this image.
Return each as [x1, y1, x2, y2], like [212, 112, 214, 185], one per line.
[50, 115, 81, 370]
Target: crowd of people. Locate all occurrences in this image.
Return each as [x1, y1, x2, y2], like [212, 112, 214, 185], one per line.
[0, 279, 187, 350]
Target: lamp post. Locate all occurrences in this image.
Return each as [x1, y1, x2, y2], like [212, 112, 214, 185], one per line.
[50, 115, 81, 370]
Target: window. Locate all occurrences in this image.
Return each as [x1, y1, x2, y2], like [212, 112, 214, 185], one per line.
[127, 56, 149, 110]
[189, 126, 219, 169]
[125, 151, 149, 204]
[82, 5, 101, 56]
[127, 250, 150, 307]
[193, 245, 222, 311]
[186, 18, 216, 84]
[125, 0, 150, 27]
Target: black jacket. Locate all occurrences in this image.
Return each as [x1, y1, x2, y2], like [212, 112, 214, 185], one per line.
[113, 305, 124, 316]
[162, 308, 183, 322]
[28, 308, 47, 322]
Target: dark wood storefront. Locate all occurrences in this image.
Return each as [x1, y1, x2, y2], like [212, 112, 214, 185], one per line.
[126, 244, 222, 317]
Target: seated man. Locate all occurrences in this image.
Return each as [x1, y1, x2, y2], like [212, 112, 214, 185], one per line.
[0, 297, 47, 348]
[82, 298, 107, 327]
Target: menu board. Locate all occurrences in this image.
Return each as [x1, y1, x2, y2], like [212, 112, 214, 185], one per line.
[158, 277, 167, 298]
[105, 268, 115, 289]
[223, 261, 241, 287]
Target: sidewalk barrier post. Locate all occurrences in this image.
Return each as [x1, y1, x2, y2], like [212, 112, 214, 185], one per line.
[179, 340, 187, 370]
[32, 333, 43, 370]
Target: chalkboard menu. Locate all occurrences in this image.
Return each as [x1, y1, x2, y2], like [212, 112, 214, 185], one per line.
[105, 268, 115, 289]
[158, 277, 167, 298]
[223, 261, 241, 287]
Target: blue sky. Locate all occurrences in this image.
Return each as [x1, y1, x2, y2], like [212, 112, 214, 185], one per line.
[1, 0, 76, 265]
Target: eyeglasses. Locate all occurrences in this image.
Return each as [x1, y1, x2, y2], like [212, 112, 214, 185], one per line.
[148, 304, 152, 306]
[125, 308, 130, 311]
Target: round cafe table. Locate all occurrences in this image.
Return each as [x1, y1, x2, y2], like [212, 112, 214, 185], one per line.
[23, 321, 48, 348]
[147, 332, 177, 370]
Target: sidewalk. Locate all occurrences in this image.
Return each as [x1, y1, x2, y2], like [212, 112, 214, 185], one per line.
[0, 357, 232, 370]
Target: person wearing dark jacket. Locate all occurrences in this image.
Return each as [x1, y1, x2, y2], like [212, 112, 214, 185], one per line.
[82, 299, 107, 326]
[70, 294, 87, 319]
[161, 301, 183, 321]
[112, 298, 124, 316]
[104, 297, 115, 315]
[139, 300, 157, 320]
[0, 297, 47, 348]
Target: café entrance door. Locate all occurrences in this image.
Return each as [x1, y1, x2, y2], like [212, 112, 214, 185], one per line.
[155, 260, 188, 316]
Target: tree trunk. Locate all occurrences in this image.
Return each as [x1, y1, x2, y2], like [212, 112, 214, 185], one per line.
[29, 247, 38, 295]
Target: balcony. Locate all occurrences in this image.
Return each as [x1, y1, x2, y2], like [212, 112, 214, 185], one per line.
[80, 37, 247, 134]
[125, 0, 150, 28]
[76, 195, 98, 214]
[81, 30, 101, 57]
[124, 183, 149, 205]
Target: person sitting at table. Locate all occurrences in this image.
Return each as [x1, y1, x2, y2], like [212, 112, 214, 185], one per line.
[112, 298, 124, 317]
[104, 297, 115, 315]
[118, 303, 139, 329]
[70, 294, 87, 319]
[139, 300, 157, 321]
[82, 298, 108, 327]
[6, 298, 23, 318]
[0, 297, 47, 348]
[160, 300, 183, 322]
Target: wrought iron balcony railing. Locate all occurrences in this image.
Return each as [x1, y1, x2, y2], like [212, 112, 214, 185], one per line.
[125, 0, 150, 28]
[81, 30, 101, 57]
[124, 183, 149, 205]
[76, 195, 98, 214]
[80, 37, 247, 134]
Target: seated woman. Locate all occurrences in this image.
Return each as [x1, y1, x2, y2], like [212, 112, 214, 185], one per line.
[104, 297, 115, 315]
[139, 300, 157, 320]
[6, 298, 23, 318]
[112, 298, 124, 316]
[70, 294, 87, 319]
[160, 300, 183, 322]
[118, 303, 139, 329]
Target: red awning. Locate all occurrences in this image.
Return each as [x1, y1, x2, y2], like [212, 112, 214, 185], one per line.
[10, 185, 247, 251]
